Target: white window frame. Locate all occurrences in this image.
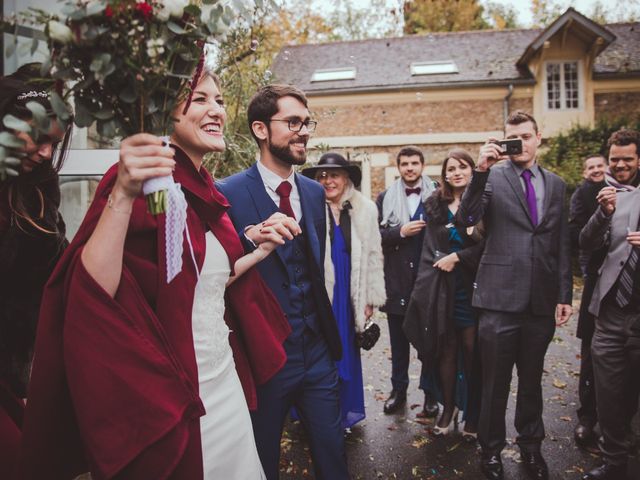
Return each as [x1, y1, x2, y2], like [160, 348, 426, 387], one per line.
[410, 61, 458, 76]
[543, 60, 583, 111]
[310, 67, 356, 82]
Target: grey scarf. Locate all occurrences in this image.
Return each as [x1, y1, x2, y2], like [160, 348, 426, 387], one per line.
[380, 176, 436, 227]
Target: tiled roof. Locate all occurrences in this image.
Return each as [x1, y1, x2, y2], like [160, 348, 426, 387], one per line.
[594, 23, 640, 76]
[270, 22, 639, 94]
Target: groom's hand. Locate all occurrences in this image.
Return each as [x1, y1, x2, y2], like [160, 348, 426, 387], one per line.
[245, 212, 302, 246]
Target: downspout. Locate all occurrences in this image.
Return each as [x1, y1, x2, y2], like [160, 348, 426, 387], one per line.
[503, 83, 514, 123]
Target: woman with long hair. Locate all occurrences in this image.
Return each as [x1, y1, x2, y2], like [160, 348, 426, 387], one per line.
[0, 64, 72, 472]
[404, 148, 484, 440]
[20, 70, 291, 479]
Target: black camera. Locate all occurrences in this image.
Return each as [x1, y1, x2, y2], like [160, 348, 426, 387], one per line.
[491, 138, 523, 156]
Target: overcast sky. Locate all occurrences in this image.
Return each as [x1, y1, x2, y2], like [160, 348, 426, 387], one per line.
[312, 0, 638, 28]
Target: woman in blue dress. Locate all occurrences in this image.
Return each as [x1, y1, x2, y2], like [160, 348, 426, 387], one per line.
[404, 149, 484, 440]
[302, 153, 386, 429]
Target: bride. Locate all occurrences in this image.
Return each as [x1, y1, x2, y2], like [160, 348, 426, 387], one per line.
[20, 70, 294, 479]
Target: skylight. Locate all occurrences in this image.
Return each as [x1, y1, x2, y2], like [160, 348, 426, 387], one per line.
[311, 67, 357, 82]
[410, 61, 458, 76]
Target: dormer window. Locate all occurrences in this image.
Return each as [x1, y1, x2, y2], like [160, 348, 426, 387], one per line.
[410, 61, 458, 76]
[545, 61, 580, 110]
[311, 68, 356, 82]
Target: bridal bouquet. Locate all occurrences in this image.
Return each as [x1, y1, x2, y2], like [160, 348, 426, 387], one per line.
[1, 0, 254, 207]
[1, 0, 255, 281]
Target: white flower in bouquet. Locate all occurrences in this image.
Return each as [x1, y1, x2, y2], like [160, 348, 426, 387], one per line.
[146, 38, 165, 58]
[157, 0, 190, 21]
[47, 20, 73, 44]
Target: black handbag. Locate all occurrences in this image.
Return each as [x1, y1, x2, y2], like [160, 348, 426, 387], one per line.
[355, 321, 381, 351]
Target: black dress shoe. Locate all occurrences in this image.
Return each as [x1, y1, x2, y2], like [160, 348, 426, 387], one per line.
[480, 454, 503, 480]
[422, 394, 439, 418]
[574, 423, 595, 446]
[581, 462, 627, 480]
[520, 451, 549, 480]
[383, 389, 406, 414]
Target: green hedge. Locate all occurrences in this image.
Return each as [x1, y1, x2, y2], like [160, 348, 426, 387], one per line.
[540, 116, 640, 192]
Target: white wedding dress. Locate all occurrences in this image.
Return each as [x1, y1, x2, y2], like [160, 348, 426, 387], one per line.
[191, 231, 266, 479]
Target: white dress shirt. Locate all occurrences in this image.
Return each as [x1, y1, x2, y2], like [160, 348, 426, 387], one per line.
[406, 191, 421, 218]
[256, 160, 302, 221]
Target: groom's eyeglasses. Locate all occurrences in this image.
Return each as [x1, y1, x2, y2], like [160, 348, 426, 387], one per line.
[268, 118, 317, 133]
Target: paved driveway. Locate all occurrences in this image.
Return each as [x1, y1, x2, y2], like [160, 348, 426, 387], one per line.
[279, 292, 640, 479]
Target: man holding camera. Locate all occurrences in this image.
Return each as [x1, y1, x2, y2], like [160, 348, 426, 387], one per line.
[457, 111, 573, 480]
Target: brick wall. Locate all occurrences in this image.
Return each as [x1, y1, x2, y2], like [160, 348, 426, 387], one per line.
[313, 97, 533, 137]
[595, 92, 640, 122]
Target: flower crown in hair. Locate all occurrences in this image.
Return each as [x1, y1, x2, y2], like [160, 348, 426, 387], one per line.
[16, 90, 49, 101]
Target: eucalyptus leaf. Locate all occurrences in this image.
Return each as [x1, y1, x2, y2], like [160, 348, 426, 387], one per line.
[167, 22, 187, 35]
[118, 86, 137, 104]
[103, 63, 116, 77]
[61, 4, 76, 15]
[3, 114, 31, 133]
[3, 157, 22, 166]
[74, 101, 94, 128]
[49, 92, 71, 121]
[98, 119, 117, 138]
[93, 109, 114, 120]
[0, 132, 25, 148]
[4, 167, 19, 177]
[26, 101, 47, 122]
[90, 57, 103, 72]
[86, 1, 106, 16]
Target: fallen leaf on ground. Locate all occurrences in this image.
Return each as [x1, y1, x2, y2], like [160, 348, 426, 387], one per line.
[553, 378, 567, 389]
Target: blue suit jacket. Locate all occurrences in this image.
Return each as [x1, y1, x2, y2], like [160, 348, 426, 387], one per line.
[217, 163, 342, 360]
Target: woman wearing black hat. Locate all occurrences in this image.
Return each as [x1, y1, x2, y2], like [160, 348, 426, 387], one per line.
[0, 64, 72, 471]
[302, 152, 386, 429]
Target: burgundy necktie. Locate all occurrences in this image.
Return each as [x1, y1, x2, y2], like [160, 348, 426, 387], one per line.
[275, 181, 296, 219]
[521, 170, 538, 226]
[405, 187, 421, 196]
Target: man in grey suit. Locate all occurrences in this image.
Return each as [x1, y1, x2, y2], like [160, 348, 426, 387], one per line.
[579, 129, 640, 480]
[457, 111, 573, 480]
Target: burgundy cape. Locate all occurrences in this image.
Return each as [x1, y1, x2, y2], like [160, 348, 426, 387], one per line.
[17, 147, 290, 480]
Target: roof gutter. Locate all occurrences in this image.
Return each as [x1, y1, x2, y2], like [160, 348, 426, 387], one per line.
[503, 83, 514, 124]
[303, 78, 536, 96]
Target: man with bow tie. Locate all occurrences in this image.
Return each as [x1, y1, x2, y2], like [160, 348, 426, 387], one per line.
[376, 146, 438, 416]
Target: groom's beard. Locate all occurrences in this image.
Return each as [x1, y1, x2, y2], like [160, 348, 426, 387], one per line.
[268, 138, 307, 166]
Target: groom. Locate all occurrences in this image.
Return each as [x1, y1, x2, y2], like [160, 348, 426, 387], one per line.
[217, 84, 349, 480]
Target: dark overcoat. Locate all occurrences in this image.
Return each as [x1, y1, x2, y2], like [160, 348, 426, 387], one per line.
[403, 197, 484, 364]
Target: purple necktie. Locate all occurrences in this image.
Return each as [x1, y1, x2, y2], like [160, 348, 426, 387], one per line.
[521, 170, 538, 226]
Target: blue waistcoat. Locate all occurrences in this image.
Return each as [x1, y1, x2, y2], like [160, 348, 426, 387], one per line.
[279, 228, 320, 339]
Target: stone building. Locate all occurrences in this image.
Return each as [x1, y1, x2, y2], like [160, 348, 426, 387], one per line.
[270, 8, 640, 198]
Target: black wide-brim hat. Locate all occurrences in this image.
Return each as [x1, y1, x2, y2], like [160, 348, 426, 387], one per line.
[301, 152, 362, 187]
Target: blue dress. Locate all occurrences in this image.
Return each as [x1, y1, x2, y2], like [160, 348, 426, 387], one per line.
[447, 210, 476, 329]
[332, 221, 366, 429]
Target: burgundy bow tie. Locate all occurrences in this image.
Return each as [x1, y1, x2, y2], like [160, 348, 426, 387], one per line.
[405, 187, 421, 196]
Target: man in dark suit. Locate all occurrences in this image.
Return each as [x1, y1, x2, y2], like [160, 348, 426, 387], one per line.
[457, 111, 573, 480]
[375, 146, 438, 416]
[579, 129, 640, 480]
[217, 85, 348, 480]
[569, 154, 608, 447]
